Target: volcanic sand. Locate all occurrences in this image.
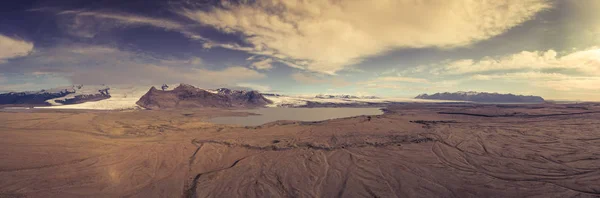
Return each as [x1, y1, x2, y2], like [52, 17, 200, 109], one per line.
[1, 103, 600, 197]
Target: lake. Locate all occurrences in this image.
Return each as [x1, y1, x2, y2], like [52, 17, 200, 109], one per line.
[208, 107, 384, 126]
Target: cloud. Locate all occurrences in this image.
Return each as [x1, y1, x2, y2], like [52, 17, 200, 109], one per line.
[250, 58, 274, 70]
[291, 72, 350, 87]
[387, 47, 600, 95]
[2, 45, 265, 87]
[442, 48, 600, 75]
[470, 72, 571, 81]
[291, 73, 329, 84]
[0, 34, 34, 64]
[160, 57, 203, 66]
[357, 75, 460, 94]
[532, 78, 600, 91]
[58, 10, 183, 29]
[181, 0, 550, 74]
[469, 72, 600, 91]
[235, 83, 271, 92]
[54, 10, 206, 40]
[356, 75, 430, 93]
[69, 64, 265, 86]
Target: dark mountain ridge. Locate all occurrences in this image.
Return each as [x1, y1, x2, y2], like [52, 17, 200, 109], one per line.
[0, 89, 74, 107]
[416, 91, 545, 103]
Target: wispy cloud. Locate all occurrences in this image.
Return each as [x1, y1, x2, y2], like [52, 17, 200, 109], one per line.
[441, 48, 600, 75]
[0, 34, 34, 64]
[181, 0, 550, 74]
[470, 72, 600, 91]
[51, 10, 206, 40]
[6, 44, 265, 87]
[249, 58, 274, 70]
[291, 72, 350, 87]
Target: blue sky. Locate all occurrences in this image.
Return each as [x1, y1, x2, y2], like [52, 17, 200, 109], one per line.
[1, 0, 600, 100]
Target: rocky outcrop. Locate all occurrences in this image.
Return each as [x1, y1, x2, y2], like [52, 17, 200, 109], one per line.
[136, 84, 272, 109]
[416, 91, 545, 103]
[216, 88, 273, 107]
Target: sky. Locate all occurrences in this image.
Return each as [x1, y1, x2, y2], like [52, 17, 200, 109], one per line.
[1, 0, 599, 100]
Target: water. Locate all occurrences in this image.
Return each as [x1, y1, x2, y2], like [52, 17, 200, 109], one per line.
[208, 107, 384, 126]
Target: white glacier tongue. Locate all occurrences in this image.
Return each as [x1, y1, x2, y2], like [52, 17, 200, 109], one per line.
[37, 85, 151, 110]
[45, 85, 110, 105]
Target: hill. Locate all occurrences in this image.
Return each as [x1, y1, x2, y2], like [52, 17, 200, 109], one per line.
[136, 84, 272, 109]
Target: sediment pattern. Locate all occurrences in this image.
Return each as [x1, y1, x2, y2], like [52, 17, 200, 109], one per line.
[1, 103, 599, 197]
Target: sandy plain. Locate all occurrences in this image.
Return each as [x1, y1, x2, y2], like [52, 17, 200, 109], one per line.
[1, 103, 600, 198]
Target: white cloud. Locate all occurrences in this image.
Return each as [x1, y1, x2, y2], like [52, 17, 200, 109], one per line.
[0, 34, 34, 64]
[250, 58, 274, 70]
[388, 47, 600, 96]
[160, 57, 203, 66]
[181, 0, 550, 74]
[442, 48, 600, 75]
[55, 10, 206, 40]
[59, 10, 183, 29]
[469, 72, 600, 91]
[356, 76, 430, 92]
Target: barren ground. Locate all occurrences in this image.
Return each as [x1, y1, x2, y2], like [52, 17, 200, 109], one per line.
[1, 103, 600, 198]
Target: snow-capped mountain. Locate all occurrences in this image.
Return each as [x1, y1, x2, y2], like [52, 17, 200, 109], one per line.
[135, 84, 272, 109]
[0, 85, 111, 107]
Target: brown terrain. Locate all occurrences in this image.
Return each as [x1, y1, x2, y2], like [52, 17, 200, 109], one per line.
[1, 103, 600, 197]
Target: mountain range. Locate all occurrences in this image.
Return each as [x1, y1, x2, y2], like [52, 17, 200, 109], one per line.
[415, 91, 545, 103]
[0, 85, 111, 107]
[1, 84, 551, 109]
